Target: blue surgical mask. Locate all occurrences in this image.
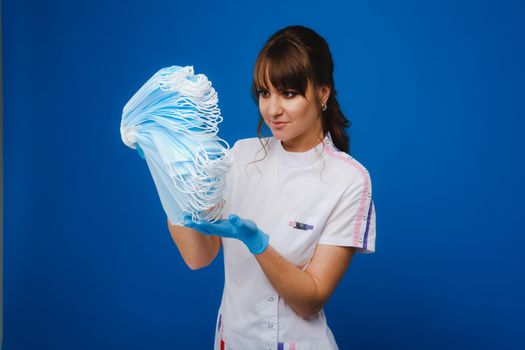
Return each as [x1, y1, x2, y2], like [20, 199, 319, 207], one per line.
[120, 65, 232, 225]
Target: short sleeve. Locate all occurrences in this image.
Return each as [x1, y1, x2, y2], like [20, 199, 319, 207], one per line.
[318, 171, 376, 253]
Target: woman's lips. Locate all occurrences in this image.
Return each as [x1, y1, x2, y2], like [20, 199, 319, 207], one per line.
[271, 121, 288, 129]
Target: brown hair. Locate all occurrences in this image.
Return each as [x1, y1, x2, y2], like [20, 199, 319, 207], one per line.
[251, 25, 351, 153]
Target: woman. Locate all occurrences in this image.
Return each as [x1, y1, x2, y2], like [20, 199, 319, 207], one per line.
[168, 25, 376, 350]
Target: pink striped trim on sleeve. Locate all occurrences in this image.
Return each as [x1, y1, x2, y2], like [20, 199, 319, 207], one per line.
[322, 135, 372, 248]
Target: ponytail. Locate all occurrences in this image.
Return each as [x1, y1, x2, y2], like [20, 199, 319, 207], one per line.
[322, 87, 351, 153]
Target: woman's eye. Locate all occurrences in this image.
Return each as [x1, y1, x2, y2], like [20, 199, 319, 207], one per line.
[257, 89, 269, 97]
[282, 91, 297, 98]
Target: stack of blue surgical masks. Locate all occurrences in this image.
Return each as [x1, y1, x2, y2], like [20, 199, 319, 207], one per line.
[120, 66, 232, 225]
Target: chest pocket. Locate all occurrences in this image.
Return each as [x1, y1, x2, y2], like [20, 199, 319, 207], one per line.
[273, 213, 323, 268]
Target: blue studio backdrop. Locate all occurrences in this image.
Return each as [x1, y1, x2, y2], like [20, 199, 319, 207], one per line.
[3, 0, 525, 349]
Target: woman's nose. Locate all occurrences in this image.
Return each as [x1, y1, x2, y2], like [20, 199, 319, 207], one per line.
[267, 96, 284, 117]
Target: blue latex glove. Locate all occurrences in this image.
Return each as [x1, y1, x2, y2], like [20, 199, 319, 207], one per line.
[183, 213, 269, 255]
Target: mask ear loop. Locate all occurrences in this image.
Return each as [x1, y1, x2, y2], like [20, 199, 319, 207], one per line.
[121, 65, 232, 224]
[137, 129, 224, 220]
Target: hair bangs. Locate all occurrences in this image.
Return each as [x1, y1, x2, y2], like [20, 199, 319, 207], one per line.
[252, 40, 312, 100]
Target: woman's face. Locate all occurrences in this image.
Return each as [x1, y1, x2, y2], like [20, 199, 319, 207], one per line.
[258, 80, 329, 152]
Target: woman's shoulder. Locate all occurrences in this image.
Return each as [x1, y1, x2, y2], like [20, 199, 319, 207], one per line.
[230, 137, 271, 157]
[321, 137, 372, 187]
[232, 137, 271, 149]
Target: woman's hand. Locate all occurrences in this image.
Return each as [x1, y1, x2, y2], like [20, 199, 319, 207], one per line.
[183, 214, 269, 255]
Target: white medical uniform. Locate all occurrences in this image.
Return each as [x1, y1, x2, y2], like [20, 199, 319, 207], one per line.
[214, 133, 376, 350]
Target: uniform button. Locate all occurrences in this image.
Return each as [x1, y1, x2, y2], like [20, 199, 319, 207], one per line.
[268, 323, 274, 329]
[267, 296, 274, 302]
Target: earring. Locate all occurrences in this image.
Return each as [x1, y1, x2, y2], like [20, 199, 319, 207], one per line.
[321, 103, 327, 112]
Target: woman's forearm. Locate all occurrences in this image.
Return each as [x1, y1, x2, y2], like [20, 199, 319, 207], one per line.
[255, 244, 354, 319]
[254, 245, 324, 318]
[167, 220, 221, 270]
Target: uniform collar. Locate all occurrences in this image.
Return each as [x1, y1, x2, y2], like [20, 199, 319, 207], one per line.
[273, 133, 332, 167]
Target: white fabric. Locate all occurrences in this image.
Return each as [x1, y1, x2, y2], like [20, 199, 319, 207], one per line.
[214, 133, 376, 350]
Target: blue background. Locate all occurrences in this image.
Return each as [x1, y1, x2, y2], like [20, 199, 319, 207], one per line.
[3, 0, 524, 349]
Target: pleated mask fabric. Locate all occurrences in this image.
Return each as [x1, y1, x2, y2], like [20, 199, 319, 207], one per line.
[120, 65, 232, 224]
